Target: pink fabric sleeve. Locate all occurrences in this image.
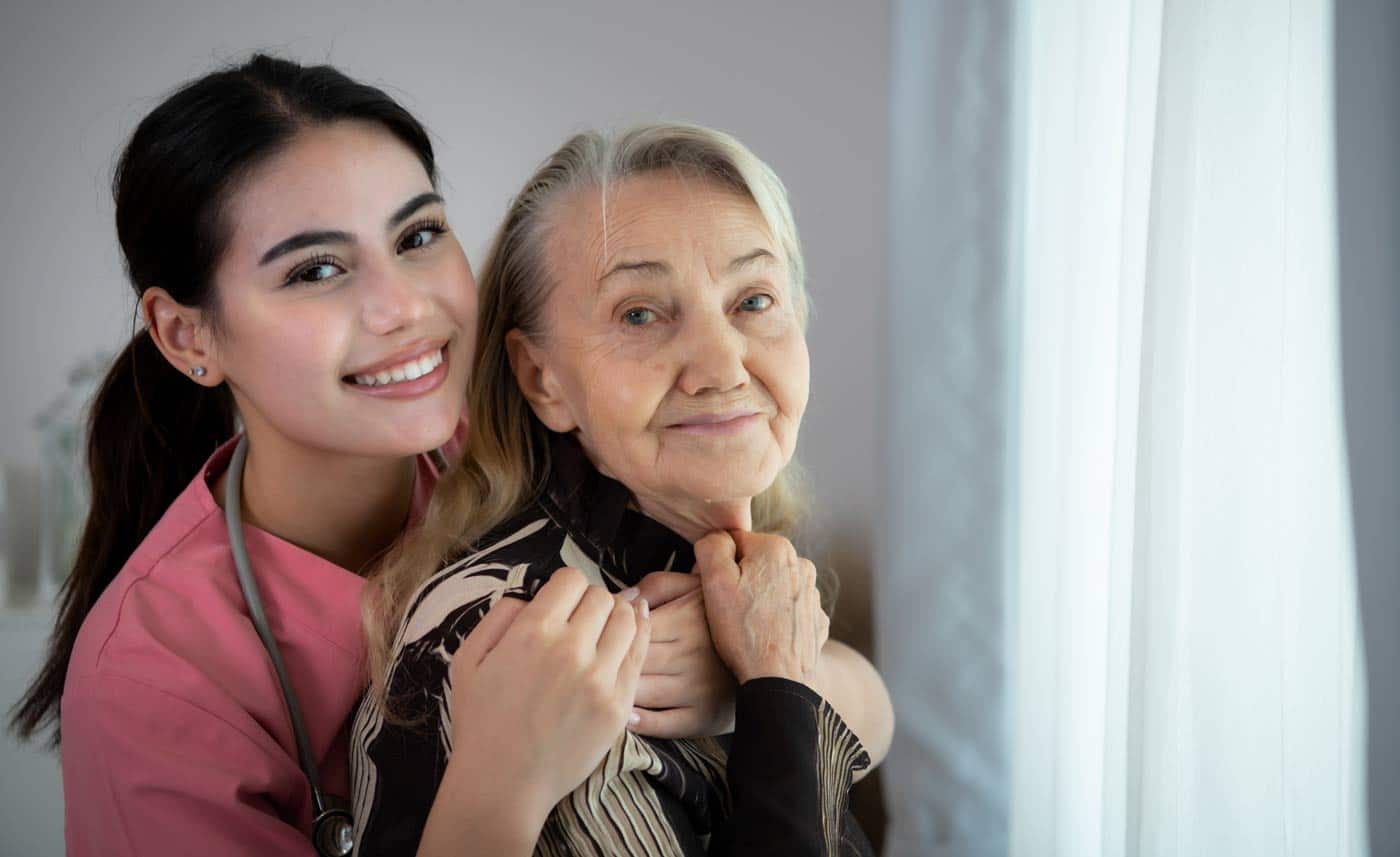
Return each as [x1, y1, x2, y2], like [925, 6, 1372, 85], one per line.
[62, 673, 316, 857]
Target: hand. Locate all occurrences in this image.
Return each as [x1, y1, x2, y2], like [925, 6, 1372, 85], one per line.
[630, 572, 737, 738]
[693, 531, 830, 686]
[441, 568, 651, 825]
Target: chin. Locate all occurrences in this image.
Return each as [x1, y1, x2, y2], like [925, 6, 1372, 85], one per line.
[683, 469, 780, 506]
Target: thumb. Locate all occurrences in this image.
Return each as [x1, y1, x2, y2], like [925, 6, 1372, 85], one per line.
[694, 531, 738, 579]
[634, 571, 701, 608]
[455, 595, 526, 667]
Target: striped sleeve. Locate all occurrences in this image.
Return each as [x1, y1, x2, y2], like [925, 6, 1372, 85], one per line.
[712, 678, 873, 857]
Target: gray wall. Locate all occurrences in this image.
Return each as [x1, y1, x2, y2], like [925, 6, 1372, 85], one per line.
[0, 2, 887, 852]
[1336, 1, 1400, 853]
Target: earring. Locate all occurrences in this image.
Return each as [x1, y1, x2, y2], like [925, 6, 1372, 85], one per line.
[190, 366, 208, 378]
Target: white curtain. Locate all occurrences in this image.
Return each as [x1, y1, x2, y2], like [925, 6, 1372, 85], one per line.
[880, 2, 1016, 855]
[1009, 1, 1369, 856]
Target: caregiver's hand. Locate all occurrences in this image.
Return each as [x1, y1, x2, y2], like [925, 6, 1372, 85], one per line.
[693, 531, 830, 686]
[630, 571, 737, 738]
[418, 568, 650, 857]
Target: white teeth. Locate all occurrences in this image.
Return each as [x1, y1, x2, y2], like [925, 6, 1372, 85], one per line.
[351, 347, 445, 387]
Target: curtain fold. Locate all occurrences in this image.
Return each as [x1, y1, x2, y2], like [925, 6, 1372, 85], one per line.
[1009, 1, 1368, 856]
[879, 2, 1016, 855]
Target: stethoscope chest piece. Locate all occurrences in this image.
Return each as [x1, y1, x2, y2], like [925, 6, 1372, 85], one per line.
[313, 797, 355, 857]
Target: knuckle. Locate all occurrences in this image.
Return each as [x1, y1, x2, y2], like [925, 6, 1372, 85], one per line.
[583, 585, 611, 610]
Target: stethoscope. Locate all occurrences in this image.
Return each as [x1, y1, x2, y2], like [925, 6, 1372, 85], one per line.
[224, 435, 356, 857]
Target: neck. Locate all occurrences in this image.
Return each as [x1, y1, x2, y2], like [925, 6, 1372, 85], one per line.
[215, 428, 418, 575]
[632, 493, 753, 545]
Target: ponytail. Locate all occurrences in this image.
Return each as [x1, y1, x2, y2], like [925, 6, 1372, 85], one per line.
[7, 52, 439, 747]
[9, 331, 234, 745]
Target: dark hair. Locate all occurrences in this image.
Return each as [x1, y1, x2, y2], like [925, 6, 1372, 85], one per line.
[10, 54, 438, 746]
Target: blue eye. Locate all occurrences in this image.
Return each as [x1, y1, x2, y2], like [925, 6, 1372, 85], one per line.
[738, 294, 773, 312]
[622, 307, 655, 326]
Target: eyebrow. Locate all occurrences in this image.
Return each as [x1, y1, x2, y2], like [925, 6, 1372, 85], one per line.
[257, 192, 445, 267]
[727, 248, 777, 273]
[599, 248, 777, 286]
[387, 192, 444, 229]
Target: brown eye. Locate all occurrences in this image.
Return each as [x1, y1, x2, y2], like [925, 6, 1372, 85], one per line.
[283, 255, 345, 288]
[398, 219, 447, 253]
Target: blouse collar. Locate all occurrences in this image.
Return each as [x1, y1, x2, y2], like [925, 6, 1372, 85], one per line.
[538, 431, 696, 582]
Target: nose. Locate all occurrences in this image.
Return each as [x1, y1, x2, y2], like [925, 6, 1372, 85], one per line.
[360, 263, 431, 335]
[676, 309, 749, 396]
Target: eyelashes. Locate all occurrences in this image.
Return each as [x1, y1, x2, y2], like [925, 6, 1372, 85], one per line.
[283, 253, 343, 288]
[279, 217, 451, 288]
[397, 217, 448, 252]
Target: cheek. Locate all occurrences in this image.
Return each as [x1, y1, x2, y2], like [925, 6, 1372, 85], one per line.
[756, 329, 811, 420]
[437, 249, 478, 331]
[221, 300, 350, 393]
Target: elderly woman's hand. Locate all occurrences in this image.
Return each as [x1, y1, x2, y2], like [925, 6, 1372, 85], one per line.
[693, 530, 830, 686]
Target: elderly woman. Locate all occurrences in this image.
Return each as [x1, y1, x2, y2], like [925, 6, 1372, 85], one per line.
[353, 123, 890, 856]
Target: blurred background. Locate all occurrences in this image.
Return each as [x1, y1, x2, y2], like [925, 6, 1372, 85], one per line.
[1, 1, 1394, 855]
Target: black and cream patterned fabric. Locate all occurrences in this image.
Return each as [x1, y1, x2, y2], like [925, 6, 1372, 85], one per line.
[351, 432, 872, 856]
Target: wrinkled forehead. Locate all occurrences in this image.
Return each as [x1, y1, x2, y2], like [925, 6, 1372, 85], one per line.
[546, 172, 782, 287]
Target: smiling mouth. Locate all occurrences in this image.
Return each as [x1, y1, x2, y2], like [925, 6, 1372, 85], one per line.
[667, 412, 762, 435]
[346, 345, 446, 387]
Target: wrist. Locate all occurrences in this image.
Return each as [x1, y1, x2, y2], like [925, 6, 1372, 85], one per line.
[419, 756, 552, 857]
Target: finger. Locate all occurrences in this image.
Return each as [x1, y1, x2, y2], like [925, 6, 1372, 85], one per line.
[641, 637, 682, 673]
[633, 673, 690, 709]
[729, 529, 787, 562]
[694, 533, 740, 588]
[615, 601, 652, 698]
[566, 584, 618, 644]
[694, 531, 738, 572]
[525, 566, 591, 622]
[645, 592, 704, 643]
[629, 706, 703, 740]
[596, 596, 640, 671]
[455, 596, 527, 667]
[634, 571, 700, 608]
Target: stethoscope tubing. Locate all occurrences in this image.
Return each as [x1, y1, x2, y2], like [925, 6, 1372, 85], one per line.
[224, 434, 334, 819]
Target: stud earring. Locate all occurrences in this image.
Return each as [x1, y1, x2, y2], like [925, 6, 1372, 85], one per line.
[190, 366, 208, 378]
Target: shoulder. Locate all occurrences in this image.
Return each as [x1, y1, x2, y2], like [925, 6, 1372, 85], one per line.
[394, 505, 566, 651]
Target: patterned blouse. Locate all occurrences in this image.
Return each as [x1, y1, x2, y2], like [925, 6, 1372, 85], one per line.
[351, 432, 872, 856]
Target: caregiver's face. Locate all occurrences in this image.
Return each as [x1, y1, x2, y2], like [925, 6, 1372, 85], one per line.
[210, 120, 476, 458]
[530, 172, 809, 508]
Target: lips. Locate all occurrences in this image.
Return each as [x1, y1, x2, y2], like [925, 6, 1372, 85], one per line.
[669, 410, 760, 428]
[344, 340, 447, 386]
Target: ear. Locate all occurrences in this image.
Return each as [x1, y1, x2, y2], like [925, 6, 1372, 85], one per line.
[141, 287, 224, 387]
[505, 329, 577, 433]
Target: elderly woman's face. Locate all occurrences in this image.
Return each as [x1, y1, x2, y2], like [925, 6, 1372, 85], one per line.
[521, 172, 809, 512]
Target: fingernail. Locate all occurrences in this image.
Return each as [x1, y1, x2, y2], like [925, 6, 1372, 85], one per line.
[628, 709, 642, 727]
[639, 597, 650, 619]
[619, 587, 640, 602]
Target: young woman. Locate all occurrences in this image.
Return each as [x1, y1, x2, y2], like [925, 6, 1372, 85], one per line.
[9, 55, 651, 857]
[354, 123, 894, 856]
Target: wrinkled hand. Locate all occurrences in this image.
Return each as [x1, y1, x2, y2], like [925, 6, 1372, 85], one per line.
[693, 531, 830, 686]
[444, 567, 651, 817]
[629, 572, 737, 738]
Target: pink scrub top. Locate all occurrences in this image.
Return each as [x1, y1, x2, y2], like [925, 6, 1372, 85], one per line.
[60, 431, 459, 857]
